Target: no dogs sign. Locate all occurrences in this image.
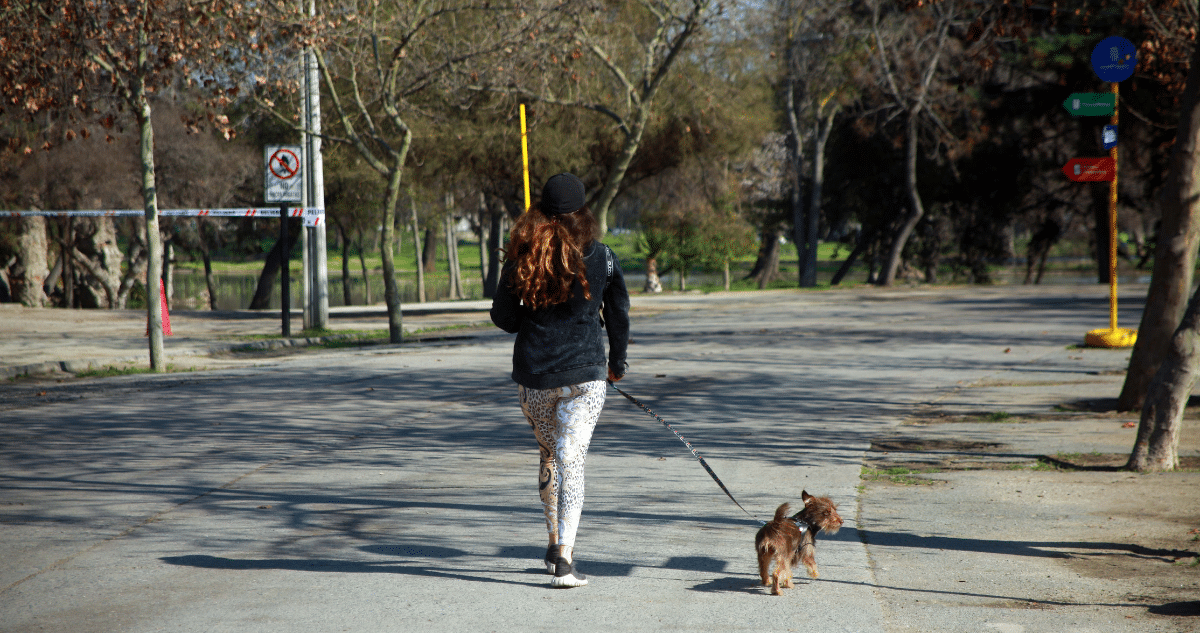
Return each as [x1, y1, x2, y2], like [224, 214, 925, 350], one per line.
[265, 145, 303, 203]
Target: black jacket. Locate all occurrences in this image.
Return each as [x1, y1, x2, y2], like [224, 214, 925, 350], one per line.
[490, 241, 630, 389]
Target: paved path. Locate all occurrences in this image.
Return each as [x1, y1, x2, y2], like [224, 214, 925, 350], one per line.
[2, 284, 1192, 632]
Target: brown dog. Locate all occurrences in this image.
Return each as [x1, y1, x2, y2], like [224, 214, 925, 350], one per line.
[754, 491, 843, 595]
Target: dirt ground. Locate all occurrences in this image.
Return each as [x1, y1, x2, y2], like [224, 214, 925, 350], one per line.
[863, 400, 1200, 631]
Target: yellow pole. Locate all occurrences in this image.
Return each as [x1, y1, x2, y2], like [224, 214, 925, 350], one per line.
[520, 104, 531, 212]
[1109, 81, 1119, 330]
[1085, 81, 1136, 348]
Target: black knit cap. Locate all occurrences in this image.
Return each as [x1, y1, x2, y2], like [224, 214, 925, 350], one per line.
[540, 173, 586, 216]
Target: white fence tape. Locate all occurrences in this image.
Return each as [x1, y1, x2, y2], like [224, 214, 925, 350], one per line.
[3, 208, 325, 227]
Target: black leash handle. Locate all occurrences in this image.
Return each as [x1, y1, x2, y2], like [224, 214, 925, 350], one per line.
[607, 380, 764, 526]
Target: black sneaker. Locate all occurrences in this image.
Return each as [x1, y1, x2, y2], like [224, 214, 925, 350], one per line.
[551, 557, 588, 588]
[544, 546, 557, 575]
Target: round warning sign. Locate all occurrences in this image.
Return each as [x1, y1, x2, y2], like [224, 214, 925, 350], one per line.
[269, 148, 300, 179]
[1091, 36, 1137, 83]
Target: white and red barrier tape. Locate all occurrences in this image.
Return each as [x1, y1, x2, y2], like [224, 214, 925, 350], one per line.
[3, 207, 325, 226]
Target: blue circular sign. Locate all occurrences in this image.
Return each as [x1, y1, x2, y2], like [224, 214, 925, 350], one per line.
[1091, 36, 1137, 83]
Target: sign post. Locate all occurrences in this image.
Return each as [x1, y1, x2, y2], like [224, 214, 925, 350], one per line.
[1079, 37, 1137, 349]
[266, 145, 303, 337]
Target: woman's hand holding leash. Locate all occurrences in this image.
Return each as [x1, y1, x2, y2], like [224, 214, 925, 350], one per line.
[607, 366, 623, 382]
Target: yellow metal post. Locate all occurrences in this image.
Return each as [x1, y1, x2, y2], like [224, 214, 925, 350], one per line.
[1085, 82, 1136, 348]
[520, 104, 531, 212]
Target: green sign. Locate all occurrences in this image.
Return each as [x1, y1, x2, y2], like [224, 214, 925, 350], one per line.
[1062, 93, 1116, 117]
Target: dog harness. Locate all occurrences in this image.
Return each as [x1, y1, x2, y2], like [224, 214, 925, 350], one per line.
[790, 518, 810, 534]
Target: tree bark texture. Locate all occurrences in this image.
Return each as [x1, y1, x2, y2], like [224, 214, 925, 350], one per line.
[1118, 35, 1200, 412]
[422, 226, 437, 274]
[15, 215, 49, 307]
[1128, 280, 1200, 471]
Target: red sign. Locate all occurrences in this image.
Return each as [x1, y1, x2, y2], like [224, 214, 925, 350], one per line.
[1062, 157, 1115, 182]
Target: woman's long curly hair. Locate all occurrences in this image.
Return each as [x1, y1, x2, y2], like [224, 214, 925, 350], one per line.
[502, 205, 599, 310]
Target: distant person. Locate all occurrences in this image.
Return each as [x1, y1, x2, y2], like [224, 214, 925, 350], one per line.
[490, 172, 630, 588]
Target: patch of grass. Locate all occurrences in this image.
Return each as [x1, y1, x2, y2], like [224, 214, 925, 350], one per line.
[410, 322, 489, 336]
[986, 411, 1014, 422]
[1030, 456, 1080, 471]
[75, 364, 195, 378]
[861, 466, 942, 485]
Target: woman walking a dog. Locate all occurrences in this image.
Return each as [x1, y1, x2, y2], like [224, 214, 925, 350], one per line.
[490, 173, 630, 588]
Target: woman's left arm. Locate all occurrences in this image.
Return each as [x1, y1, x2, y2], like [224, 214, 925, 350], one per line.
[601, 246, 631, 379]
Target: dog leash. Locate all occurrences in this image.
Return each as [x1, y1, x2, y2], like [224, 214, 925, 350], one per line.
[607, 380, 765, 526]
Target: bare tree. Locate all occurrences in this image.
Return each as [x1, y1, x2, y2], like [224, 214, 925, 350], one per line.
[866, 0, 957, 287]
[479, 0, 714, 235]
[778, 0, 857, 287]
[1129, 278, 1200, 472]
[272, 0, 538, 342]
[1117, 2, 1200, 411]
[1, 0, 308, 369]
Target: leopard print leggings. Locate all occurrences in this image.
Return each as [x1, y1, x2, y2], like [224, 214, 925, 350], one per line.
[519, 380, 607, 548]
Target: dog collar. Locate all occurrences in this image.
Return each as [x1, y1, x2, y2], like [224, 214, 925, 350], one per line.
[790, 518, 809, 534]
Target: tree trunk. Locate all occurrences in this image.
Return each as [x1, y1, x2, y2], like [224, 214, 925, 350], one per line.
[381, 165, 405, 343]
[785, 69, 807, 289]
[1118, 35, 1200, 412]
[879, 112, 925, 286]
[831, 229, 870, 286]
[63, 218, 75, 308]
[116, 222, 146, 310]
[802, 107, 837, 287]
[352, 229, 370, 305]
[135, 84, 165, 371]
[249, 222, 300, 310]
[198, 218, 219, 310]
[444, 208, 463, 300]
[70, 217, 122, 309]
[478, 192, 489, 286]
[410, 192, 426, 303]
[591, 109, 650, 236]
[1024, 216, 1062, 285]
[483, 197, 503, 298]
[16, 215, 49, 307]
[163, 240, 174, 310]
[336, 222, 351, 306]
[201, 249, 217, 310]
[44, 252, 62, 299]
[1127, 280, 1200, 471]
[747, 227, 783, 289]
[422, 226, 437, 274]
